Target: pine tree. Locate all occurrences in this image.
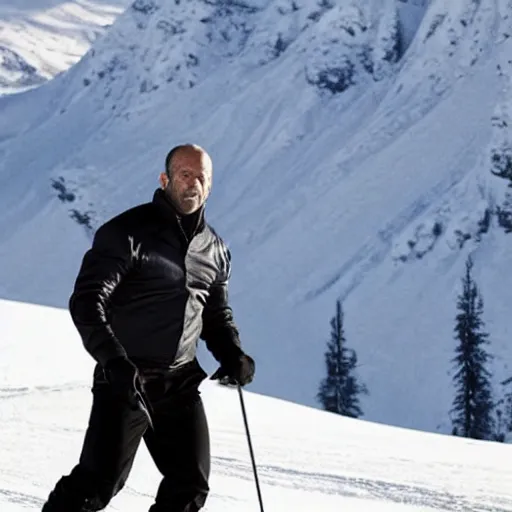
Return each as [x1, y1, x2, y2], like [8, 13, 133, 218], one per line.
[450, 256, 495, 440]
[317, 299, 368, 418]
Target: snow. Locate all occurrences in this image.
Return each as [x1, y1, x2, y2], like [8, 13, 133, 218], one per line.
[0, 297, 511, 512]
[0, 0, 512, 445]
[0, 0, 130, 94]
[397, 0, 430, 50]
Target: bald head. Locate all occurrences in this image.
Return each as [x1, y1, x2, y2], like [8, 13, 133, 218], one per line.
[159, 144, 213, 215]
[164, 144, 212, 178]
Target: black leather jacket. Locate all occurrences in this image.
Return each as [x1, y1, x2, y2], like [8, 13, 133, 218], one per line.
[69, 188, 243, 372]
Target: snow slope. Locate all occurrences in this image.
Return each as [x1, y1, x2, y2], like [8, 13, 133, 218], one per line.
[0, 0, 130, 94]
[0, 298, 511, 512]
[0, 0, 511, 437]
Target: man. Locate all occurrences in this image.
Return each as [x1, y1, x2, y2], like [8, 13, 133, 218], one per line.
[42, 143, 255, 512]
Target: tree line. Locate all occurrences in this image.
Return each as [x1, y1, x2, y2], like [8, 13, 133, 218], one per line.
[317, 255, 511, 442]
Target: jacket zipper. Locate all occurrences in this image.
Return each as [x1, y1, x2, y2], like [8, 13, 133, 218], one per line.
[176, 217, 190, 253]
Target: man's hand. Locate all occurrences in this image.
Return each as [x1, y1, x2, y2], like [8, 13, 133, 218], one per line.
[103, 357, 155, 427]
[210, 353, 255, 387]
[103, 356, 142, 407]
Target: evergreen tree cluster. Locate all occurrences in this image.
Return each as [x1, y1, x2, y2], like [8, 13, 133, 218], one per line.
[316, 254, 510, 443]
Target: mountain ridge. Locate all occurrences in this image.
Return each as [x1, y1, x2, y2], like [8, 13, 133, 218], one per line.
[0, 0, 511, 436]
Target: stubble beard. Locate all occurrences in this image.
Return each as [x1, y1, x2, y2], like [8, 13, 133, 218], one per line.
[166, 181, 201, 215]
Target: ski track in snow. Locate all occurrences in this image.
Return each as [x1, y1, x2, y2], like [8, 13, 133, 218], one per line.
[213, 455, 511, 512]
[1, 370, 510, 512]
[0, 488, 42, 509]
[0, 382, 86, 399]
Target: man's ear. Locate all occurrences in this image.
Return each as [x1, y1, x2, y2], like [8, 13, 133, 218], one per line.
[159, 172, 169, 190]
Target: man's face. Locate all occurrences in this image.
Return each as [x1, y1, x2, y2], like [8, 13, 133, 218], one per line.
[160, 149, 212, 215]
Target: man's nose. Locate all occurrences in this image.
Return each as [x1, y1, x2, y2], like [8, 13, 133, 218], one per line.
[187, 177, 201, 189]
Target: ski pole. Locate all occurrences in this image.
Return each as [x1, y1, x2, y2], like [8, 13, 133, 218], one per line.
[237, 384, 264, 512]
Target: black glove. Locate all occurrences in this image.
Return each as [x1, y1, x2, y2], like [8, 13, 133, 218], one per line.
[103, 357, 142, 407]
[103, 357, 154, 427]
[210, 353, 255, 387]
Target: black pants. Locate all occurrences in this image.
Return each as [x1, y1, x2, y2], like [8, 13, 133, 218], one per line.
[43, 361, 210, 512]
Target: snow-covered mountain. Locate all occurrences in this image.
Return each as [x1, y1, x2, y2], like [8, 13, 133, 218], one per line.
[0, 0, 130, 95]
[0, 0, 511, 437]
[1, 298, 511, 512]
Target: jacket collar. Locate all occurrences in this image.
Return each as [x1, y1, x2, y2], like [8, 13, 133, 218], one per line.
[152, 188, 206, 241]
